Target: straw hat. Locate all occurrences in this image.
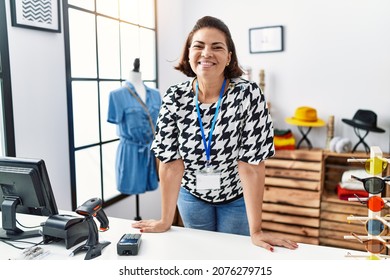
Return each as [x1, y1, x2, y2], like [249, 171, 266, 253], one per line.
[285, 106, 325, 127]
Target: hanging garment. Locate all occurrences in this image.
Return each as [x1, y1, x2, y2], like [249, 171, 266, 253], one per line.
[107, 81, 161, 195]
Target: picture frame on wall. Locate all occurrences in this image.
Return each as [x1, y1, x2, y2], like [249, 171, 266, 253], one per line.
[249, 25, 284, 54]
[10, 0, 61, 33]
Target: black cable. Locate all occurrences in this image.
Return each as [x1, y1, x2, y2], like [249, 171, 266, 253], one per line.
[1, 239, 44, 250]
[16, 219, 41, 229]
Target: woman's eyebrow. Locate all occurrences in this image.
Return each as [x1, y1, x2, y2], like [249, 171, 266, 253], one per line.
[192, 40, 226, 46]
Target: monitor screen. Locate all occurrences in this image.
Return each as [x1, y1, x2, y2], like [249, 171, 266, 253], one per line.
[0, 156, 58, 240]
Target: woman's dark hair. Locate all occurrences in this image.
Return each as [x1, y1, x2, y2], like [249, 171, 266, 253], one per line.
[175, 16, 243, 78]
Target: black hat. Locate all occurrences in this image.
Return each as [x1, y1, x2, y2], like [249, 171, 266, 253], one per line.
[342, 109, 385, 133]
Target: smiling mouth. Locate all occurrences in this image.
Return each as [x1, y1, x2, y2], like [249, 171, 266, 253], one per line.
[198, 61, 215, 66]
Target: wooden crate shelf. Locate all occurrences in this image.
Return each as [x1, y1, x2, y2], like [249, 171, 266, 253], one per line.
[263, 149, 323, 245]
[320, 151, 390, 252]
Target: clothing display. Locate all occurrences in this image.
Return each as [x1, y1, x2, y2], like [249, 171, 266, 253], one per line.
[285, 106, 325, 127]
[329, 136, 352, 153]
[273, 129, 295, 150]
[336, 169, 369, 200]
[107, 81, 161, 195]
[285, 106, 326, 149]
[336, 183, 369, 200]
[341, 109, 386, 153]
[151, 77, 275, 204]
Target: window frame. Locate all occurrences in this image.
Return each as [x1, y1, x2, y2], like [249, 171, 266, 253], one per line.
[0, 0, 16, 157]
[63, 0, 158, 209]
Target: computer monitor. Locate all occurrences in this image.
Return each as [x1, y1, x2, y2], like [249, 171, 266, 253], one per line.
[0, 156, 58, 240]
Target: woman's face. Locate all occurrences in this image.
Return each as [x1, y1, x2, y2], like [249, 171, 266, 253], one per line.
[188, 27, 231, 80]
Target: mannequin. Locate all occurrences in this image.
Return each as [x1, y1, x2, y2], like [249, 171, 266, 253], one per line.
[107, 57, 162, 220]
[127, 58, 146, 103]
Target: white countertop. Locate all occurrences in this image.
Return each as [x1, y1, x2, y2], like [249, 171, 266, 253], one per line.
[0, 211, 369, 261]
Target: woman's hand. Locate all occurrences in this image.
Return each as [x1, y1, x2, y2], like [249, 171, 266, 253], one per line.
[131, 219, 171, 233]
[251, 230, 299, 252]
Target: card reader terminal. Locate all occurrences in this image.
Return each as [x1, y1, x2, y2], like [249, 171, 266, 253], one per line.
[117, 233, 141, 255]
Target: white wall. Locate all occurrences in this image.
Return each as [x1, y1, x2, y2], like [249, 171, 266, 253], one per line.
[158, 0, 390, 153]
[5, 1, 72, 211]
[5, 0, 390, 220]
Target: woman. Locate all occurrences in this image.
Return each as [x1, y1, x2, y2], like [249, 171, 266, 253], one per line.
[132, 16, 298, 252]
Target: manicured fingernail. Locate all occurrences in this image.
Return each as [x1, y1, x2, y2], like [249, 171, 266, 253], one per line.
[270, 247, 274, 252]
[140, 229, 144, 233]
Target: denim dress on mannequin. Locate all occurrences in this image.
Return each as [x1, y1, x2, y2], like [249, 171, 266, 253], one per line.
[107, 78, 161, 195]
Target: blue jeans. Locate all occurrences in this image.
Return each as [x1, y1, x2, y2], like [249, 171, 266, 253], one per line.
[177, 187, 250, 236]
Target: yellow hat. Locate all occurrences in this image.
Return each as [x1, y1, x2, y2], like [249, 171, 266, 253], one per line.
[285, 106, 325, 127]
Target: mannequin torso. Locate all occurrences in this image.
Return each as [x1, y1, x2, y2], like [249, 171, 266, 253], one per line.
[127, 71, 146, 103]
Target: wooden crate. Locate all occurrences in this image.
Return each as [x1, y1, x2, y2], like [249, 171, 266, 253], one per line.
[263, 149, 323, 245]
[320, 151, 390, 252]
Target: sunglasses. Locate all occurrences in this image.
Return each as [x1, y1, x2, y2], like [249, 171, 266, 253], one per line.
[348, 156, 389, 176]
[351, 175, 390, 194]
[365, 157, 388, 175]
[348, 215, 390, 236]
[351, 232, 390, 254]
[353, 194, 390, 212]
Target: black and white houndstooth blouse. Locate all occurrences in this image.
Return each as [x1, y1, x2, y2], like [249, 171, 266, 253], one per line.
[151, 77, 275, 204]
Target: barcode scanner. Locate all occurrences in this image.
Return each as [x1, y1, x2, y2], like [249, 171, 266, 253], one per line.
[70, 198, 111, 260]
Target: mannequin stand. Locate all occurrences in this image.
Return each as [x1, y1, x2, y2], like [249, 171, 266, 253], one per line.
[351, 127, 370, 153]
[296, 126, 313, 149]
[134, 194, 141, 221]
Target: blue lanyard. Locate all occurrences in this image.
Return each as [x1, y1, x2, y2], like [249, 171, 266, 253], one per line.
[195, 78, 226, 167]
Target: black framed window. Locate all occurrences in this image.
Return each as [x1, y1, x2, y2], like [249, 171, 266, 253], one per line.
[0, 0, 16, 157]
[63, 0, 158, 209]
